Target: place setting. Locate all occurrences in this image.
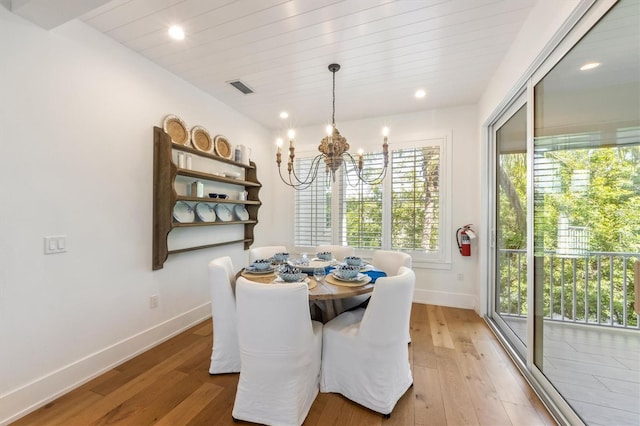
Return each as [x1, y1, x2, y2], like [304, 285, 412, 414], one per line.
[325, 264, 372, 287]
[242, 259, 276, 276]
[342, 255, 374, 272]
[272, 264, 317, 289]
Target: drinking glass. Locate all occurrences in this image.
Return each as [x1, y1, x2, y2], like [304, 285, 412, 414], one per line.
[313, 267, 326, 284]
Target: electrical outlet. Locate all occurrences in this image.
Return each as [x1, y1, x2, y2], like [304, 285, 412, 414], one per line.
[457, 273, 464, 281]
[150, 294, 159, 309]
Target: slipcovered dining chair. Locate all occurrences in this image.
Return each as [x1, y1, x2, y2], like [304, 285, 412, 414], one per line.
[372, 250, 412, 276]
[320, 266, 415, 417]
[315, 244, 355, 262]
[248, 245, 287, 263]
[232, 277, 323, 425]
[207, 256, 240, 374]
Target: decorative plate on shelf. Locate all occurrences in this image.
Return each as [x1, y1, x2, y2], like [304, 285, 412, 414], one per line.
[214, 204, 233, 222]
[163, 115, 189, 146]
[234, 204, 249, 221]
[172, 201, 194, 223]
[194, 203, 216, 222]
[214, 135, 233, 159]
[190, 126, 213, 153]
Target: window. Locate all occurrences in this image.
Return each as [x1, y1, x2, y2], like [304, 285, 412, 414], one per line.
[294, 137, 451, 265]
[294, 157, 332, 246]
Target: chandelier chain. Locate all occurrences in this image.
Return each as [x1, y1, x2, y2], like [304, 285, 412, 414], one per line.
[332, 68, 336, 126]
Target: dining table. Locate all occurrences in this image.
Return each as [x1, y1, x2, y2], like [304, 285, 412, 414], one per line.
[237, 259, 386, 322]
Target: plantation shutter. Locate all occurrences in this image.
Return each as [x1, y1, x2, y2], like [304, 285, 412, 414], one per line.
[339, 152, 384, 249]
[391, 147, 440, 252]
[294, 157, 332, 246]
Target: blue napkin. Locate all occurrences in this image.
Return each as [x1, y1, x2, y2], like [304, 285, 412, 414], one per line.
[364, 269, 386, 283]
[322, 266, 387, 283]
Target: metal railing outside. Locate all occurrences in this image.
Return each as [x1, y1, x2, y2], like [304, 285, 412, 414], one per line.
[498, 249, 640, 329]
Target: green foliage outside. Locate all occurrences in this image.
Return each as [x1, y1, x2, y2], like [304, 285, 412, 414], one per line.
[344, 147, 439, 252]
[498, 144, 640, 327]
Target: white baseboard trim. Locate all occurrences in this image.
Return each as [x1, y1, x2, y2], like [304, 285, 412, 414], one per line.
[1, 303, 211, 426]
[413, 288, 477, 310]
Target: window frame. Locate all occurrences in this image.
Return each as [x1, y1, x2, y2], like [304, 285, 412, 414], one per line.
[293, 133, 452, 269]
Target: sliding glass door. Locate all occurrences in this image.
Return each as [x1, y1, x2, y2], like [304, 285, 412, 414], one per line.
[532, 1, 640, 423]
[489, 1, 640, 424]
[493, 99, 528, 360]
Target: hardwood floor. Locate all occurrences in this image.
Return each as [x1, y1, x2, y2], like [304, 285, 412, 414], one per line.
[13, 304, 556, 426]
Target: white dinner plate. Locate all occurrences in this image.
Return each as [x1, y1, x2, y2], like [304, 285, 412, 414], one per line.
[330, 272, 368, 282]
[172, 201, 194, 223]
[274, 276, 310, 284]
[194, 203, 216, 222]
[244, 265, 276, 274]
[214, 204, 233, 221]
[234, 204, 249, 221]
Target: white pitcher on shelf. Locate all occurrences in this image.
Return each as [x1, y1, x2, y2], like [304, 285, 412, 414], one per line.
[238, 144, 252, 165]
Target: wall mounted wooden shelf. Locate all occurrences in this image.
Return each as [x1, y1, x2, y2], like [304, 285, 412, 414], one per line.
[153, 126, 262, 270]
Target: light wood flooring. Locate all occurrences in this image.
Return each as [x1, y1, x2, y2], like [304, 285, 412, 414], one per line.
[13, 304, 556, 426]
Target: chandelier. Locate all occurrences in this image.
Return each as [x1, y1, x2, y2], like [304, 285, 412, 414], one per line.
[276, 63, 389, 190]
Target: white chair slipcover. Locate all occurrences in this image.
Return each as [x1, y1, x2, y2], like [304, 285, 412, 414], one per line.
[248, 245, 288, 263]
[371, 250, 414, 342]
[232, 277, 323, 425]
[320, 266, 415, 416]
[208, 256, 241, 374]
[315, 244, 355, 262]
[371, 250, 412, 276]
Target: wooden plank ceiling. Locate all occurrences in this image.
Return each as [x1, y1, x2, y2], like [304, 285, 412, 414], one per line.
[29, 0, 542, 130]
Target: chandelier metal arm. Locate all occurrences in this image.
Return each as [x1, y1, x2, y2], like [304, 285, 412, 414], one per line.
[277, 153, 326, 190]
[341, 152, 389, 187]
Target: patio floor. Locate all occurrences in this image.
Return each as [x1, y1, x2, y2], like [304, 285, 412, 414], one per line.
[502, 317, 640, 426]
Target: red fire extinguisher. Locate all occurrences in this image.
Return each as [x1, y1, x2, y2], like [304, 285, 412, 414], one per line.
[456, 224, 475, 256]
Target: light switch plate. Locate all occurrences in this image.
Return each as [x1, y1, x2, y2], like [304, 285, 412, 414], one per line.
[44, 236, 67, 254]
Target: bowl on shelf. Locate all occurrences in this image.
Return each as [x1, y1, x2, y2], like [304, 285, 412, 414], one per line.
[251, 259, 272, 270]
[316, 251, 332, 261]
[209, 193, 218, 198]
[218, 194, 228, 199]
[224, 171, 241, 179]
[344, 256, 362, 267]
[334, 265, 359, 280]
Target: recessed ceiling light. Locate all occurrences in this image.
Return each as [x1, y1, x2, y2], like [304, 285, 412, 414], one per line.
[280, 111, 289, 119]
[415, 89, 426, 98]
[168, 25, 185, 40]
[580, 62, 601, 71]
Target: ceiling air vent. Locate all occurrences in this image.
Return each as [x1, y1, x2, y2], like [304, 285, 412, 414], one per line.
[229, 80, 254, 94]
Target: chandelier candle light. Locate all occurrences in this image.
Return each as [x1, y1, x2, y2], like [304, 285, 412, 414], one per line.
[276, 63, 389, 190]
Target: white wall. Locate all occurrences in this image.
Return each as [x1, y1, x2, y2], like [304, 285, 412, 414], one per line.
[270, 105, 481, 310]
[0, 7, 278, 423]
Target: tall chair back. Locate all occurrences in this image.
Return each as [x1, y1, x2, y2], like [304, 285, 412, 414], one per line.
[320, 267, 415, 416]
[208, 256, 240, 374]
[359, 266, 415, 343]
[315, 244, 355, 262]
[372, 250, 412, 276]
[233, 277, 323, 425]
[248, 245, 287, 263]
